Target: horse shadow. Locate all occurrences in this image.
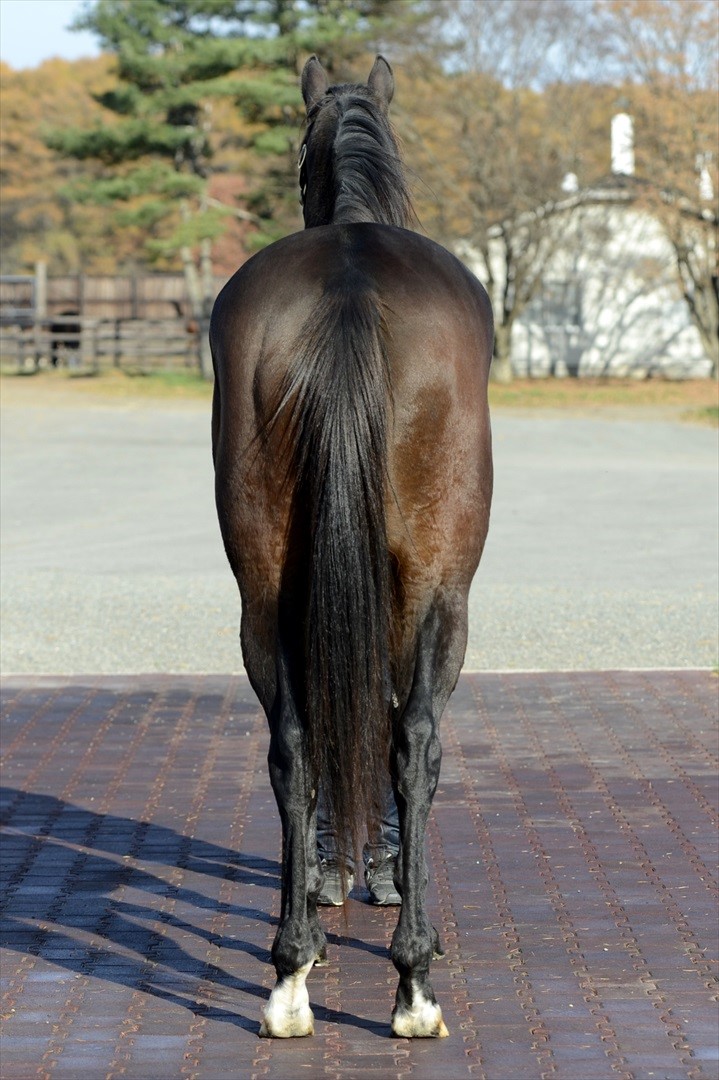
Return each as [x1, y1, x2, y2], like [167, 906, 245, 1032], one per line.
[0, 786, 390, 1035]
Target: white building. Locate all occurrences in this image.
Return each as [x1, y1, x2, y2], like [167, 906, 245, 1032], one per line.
[515, 193, 711, 378]
[462, 116, 715, 378]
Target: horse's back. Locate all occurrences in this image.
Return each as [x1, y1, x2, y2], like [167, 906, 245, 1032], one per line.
[211, 222, 492, 456]
[211, 222, 493, 618]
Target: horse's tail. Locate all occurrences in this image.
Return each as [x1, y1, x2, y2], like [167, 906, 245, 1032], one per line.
[274, 269, 392, 863]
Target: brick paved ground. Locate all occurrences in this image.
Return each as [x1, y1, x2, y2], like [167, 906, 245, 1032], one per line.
[1, 671, 717, 1079]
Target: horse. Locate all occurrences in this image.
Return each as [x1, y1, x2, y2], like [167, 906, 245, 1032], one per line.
[49, 311, 81, 367]
[210, 55, 493, 1039]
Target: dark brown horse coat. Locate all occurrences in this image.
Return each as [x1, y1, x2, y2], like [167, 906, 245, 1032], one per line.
[211, 56, 493, 1039]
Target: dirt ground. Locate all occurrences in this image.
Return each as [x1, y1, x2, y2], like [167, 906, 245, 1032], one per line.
[1, 368, 717, 423]
[2, 373, 717, 673]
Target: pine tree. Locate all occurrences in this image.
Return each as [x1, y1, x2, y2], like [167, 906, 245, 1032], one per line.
[45, 0, 435, 318]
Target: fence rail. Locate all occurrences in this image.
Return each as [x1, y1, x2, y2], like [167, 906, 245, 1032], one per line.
[0, 271, 228, 321]
[0, 316, 205, 374]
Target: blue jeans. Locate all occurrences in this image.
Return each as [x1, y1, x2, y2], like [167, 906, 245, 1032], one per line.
[316, 779, 399, 871]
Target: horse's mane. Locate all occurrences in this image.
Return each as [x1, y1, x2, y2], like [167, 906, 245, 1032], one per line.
[304, 86, 414, 229]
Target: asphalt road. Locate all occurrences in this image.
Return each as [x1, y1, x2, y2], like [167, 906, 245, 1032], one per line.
[1, 392, 717, 673]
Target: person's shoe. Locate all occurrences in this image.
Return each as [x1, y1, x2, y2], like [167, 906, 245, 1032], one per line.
[365, 852, 401, 905]
[317, 858, 354, 906]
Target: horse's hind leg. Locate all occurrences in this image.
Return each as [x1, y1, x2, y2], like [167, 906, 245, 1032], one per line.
[258, 649, 324, 1038]
[390, 593, 468, 1038]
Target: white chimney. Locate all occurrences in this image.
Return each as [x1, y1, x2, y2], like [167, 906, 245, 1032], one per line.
[611, 113, 635, 176]
[699, 166, 714, 201]
[696, 153, 714, 201]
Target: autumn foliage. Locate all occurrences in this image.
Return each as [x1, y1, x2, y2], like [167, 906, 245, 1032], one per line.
[0, 0, 716, 372]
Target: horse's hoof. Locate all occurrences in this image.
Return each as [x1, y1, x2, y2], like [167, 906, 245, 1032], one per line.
[260, 962, 314, 1037]
[391, 999, 449, 1039]
[259, 1007, 315, 1038]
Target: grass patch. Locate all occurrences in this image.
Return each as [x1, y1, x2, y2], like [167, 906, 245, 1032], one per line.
[682, 404, 719, 427]
[115, 369, 212, 396]
[488, 377, 718, 413]
[2, 367, 717, 419]
[1, 366, 212, 403]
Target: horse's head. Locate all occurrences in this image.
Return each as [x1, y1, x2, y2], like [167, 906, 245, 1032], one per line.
[298, 55, 412, 229]
[301, 54, 394, 115]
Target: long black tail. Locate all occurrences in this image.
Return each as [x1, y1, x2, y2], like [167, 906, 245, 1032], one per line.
[273, 268, 392, 860]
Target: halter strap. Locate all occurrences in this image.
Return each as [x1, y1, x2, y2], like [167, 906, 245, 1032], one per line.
[298, 143, 308, 207]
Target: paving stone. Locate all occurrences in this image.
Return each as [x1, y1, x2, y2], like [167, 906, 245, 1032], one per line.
[1, 671, 717, 1078]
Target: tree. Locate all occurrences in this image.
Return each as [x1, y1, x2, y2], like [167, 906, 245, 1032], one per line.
[45, 1, 437, 302]
[399, 0, 607, 382]
[46, 0, 287, 329]
[597, 0, 719, 376]
[0, 56, 128, 274]
[398, 0, 718, 381]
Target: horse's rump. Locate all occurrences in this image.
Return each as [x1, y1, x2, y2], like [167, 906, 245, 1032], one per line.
[212, 222, 492, 853]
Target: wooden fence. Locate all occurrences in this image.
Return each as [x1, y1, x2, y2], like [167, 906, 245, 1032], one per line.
[0, 315, 208, 374]
[0, 268, 224, 373]
[0, 271, 228, 321]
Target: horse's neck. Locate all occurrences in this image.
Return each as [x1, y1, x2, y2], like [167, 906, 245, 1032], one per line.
[325, 107, 409, 229]
[331, 190, 380, 226]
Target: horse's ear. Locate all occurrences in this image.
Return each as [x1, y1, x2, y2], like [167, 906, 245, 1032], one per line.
[367, 56, 394, 111]
[302, 55, 329, 112]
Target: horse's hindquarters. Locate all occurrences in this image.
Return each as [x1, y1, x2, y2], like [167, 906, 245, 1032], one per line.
[210, 221, 493, 1040]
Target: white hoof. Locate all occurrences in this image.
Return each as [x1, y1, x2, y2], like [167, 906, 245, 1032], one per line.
[392, 988, 449, 1038]
[259, 962, 315, 1038]
[259, 1006, 314, 1038]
